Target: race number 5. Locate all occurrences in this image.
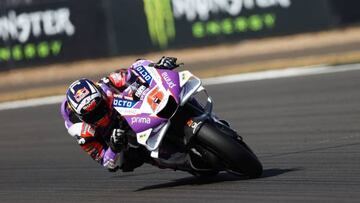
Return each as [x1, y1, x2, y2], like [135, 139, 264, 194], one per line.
[147, 87, 164, 111]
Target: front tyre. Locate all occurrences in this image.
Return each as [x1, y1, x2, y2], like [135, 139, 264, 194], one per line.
[196, 123, 263, 178]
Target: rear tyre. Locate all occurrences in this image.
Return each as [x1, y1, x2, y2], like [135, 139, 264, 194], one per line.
[196, 122, 263, 178]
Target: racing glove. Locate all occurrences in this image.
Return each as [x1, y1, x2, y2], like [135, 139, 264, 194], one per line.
[109, 128, 128, 152]
[156, 56, 180, 70]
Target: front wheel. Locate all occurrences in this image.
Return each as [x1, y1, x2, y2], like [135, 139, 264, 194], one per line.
[196, 122, 263, 178]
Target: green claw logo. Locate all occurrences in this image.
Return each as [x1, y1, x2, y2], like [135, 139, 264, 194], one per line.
[143, 0, 176, 49]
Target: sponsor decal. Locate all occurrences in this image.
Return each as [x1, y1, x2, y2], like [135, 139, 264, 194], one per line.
[187, 119, 202, 133]
[135, 85, 147, 98]
[161, 72, 177, 89]
[131, 117, 151, 124]
[140, 87, 151, 101]
[192, 13, 276, 38]
[147, 87, 164, 112]
[117, 108, 139, 115]
[82, 99, 97, 112]
[74, 87, 90, 102]
[135, 66, 152, 83]
[0, 8, 75, 43]
[143, 0, 175, 48]
[0, 40, 62, 62]
[0, 7, 74, 63]
[172, 0, 291, 21]
[139, 133, 147, 139]
[81, 123, 95, 137]
[113, 98, 137, 108]
[138, 130, 151, 143]
[143, 0, 292, 48]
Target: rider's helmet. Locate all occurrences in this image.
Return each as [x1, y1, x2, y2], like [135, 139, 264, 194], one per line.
[66, 78, 111, 125]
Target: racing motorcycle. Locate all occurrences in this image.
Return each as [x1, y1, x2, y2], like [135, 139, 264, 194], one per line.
[113, 60, 263, 178]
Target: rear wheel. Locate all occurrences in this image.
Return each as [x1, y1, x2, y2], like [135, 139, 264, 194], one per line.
[196, 122, 263, 178]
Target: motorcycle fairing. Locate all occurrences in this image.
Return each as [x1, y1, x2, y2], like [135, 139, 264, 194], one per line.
[113, 62, 205, 158]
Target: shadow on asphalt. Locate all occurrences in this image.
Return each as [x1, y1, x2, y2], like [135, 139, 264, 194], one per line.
[136, 168, 300, 191]
[259, 168, 301, 178]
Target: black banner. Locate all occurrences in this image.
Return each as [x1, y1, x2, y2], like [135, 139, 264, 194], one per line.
[0, 0, 351, 71]
[330, 0, 360, 25]
[0, 0, 108, 70]
[125, 0, 335, 51]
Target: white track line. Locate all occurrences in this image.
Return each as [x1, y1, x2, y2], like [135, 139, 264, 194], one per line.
[1, 64, 360, 111]
[0, 95, 64, 111]
[203, 64, 360, 85]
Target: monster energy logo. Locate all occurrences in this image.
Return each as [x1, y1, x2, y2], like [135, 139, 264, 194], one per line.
[143, 0, 176, 48]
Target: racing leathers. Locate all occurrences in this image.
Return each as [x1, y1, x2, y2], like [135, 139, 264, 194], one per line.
[60, 57, 179, 172]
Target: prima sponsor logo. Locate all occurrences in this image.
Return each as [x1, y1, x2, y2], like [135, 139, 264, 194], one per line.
[172, 0, 291, 21]
[0, 8, 75, 43]
[161, 72, 177, 88]
[131, 117, 151, 124]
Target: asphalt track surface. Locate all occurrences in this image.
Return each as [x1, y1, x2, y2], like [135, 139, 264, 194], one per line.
[1, 66, 360, 203]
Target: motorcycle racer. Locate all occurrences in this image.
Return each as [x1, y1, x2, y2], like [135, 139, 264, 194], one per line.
[60, 57, 179, 172]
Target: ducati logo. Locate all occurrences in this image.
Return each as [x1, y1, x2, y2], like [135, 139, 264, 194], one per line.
[187, 119, 201, 133]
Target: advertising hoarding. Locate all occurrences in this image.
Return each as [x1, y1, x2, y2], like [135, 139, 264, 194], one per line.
[139, 0, 334, 49]
[0, 0, 337, 70]
[0, 0, 107, 70]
